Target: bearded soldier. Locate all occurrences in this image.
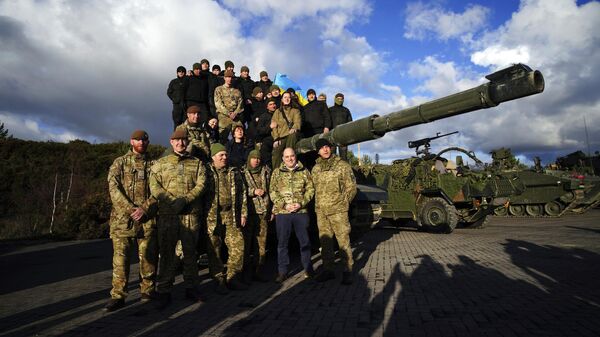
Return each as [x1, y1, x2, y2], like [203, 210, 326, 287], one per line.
[150, 129, 207, 308]
[312, 139, 357, 285]
[176, 105, 214, 162]
[205, 143, 248, 292]
[105, 130, 158, 312]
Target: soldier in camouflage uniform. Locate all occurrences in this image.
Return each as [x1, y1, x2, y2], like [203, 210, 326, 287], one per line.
[149, 129, 207, 308]
[214, 69, 243, 144]
[205, 142, 248, 292]
[105, 130, 158, 312]
[176, 105, 214, 162]
[242, 149, 272, 282]
[311, 139, 357, 285]
[269, 147, 315, 283]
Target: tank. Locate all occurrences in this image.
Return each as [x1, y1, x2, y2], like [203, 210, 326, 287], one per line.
[294, 63, 545, 231]
[488, 148, 590, 217]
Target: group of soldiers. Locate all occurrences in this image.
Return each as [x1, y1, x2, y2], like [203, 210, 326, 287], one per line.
[105, 60, 358, 312]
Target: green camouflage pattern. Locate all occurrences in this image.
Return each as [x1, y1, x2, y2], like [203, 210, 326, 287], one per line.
[269, 161, 314, 215]
[312, 155, 357, 215]
[149, 152, 207, 292]
[214, 85, 243, 132]
[244, 165, 271, 215]
[110, 236, 157, 299]
[176, 120, 211, 162]
[243, 165, 272, 266]
[205, 164, 247, 280]
[316, 211, 353, 272]
[107, 150, 157, 238]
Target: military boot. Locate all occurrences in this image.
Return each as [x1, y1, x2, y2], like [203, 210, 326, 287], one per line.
[141, 290, 158, 302]
[214, 276, 229, 295]
[185, 287, 205, 303]
[315, 270, 335, 283]
[275, 273, 287, 283]
[104, 298, 125, 312]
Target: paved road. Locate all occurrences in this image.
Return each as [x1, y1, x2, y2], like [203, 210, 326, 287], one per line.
[1, 210, 600, 337]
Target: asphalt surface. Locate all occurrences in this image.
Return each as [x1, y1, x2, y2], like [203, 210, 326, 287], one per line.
[1, 210, 600, 337]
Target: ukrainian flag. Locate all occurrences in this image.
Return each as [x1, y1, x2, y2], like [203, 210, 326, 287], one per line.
[273, 73, 309, 106]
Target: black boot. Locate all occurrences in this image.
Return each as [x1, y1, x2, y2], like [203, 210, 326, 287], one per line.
[104, 298, 125, 312]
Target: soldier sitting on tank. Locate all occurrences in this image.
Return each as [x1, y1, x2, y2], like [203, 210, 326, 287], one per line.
[149, 129, 207, 308]
[105, 130, 159, 312]
[205, 143, 249, 292]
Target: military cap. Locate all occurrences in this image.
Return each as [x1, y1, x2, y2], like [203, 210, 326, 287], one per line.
[200, 59, 209, 66]
[170, 129, 188, 139]
[268, 85, 280, 92]
[248, 149, 260, 160]
[186, 105, 201, 114]
[211, 142, 227, 156]
[260, 70, 268, 77]
[212, 64, 221, 71]
[177, 66, 186, 73]
[224, 69, 234, 77]
[315, 138, 332, 150]
[240, 65, 249, 73]
[335, 92, 344, 98]
[307, 88, 316, 96]
[224, 60, 234, 69]
[131, 130, 149, 140]
[193, 62, 201, 70]
[252, 87, 263, 97]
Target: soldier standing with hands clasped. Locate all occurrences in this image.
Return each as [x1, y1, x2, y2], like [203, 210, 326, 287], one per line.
[105, 130, 158, 312]
[312, 139, 357, 285]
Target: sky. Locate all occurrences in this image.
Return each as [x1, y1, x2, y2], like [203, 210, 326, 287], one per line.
[1, 0, 599, 165]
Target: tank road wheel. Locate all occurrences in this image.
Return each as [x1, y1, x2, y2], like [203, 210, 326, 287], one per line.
[494, 206, 508, 216]
[525, 204, 543, 216]
[420, 197, 458, 233]
[544, 201, 563, 216]
[508, 204, 525, 216]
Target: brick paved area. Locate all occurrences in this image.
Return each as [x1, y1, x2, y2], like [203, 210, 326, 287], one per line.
[1, 210, 600, 337]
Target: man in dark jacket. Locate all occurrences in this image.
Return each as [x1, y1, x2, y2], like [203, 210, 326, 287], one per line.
[186, 63, 210, 125]
[208, 64, 223, 119]
[256, 98, 277, 168]
[302, 88, 331, 137]
[256, 71, 273, 96]
[167, 66, 188, 130]
[238, 66, 256, 124]
[329, 93, 353, 161]
[246, 87, 266, 142]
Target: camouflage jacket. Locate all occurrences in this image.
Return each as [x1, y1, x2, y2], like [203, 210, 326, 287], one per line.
[149, 152, 206, 215]
[176, 120, 211, 162]
[214, 85, 243, 117]
[205, 164, 248, 227]
[271, 106, 301, 141]
[243, 165, 271, 215]
[312, 155, 357, 215]
[108, 150, 158, 238]
[269, 161, 314, 214]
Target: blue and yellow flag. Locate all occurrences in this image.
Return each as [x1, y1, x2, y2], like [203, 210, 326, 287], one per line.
[273, 73, 309, 106]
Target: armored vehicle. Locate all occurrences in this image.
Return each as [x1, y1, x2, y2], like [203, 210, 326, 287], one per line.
[295, 63, 545, 231]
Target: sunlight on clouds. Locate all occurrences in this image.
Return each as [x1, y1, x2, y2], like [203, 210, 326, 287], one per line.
[471, 45, 531, 69]
[1, 112, 80, 142]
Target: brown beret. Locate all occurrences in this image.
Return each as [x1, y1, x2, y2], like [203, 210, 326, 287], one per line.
[259, 70, 268, 77]
[170, 129, 188, 139]
[130, 130, 148, 140]
[224, 69, 234, 77]
[186, 105, 201, 114]
[240, 65, 249, 73]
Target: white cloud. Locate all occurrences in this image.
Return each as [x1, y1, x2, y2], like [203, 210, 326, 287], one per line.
[404, 2, 490, 41]
[408, 57, 481, 96]
[471, 45, 531, 69]
[1, 112, 82, 142]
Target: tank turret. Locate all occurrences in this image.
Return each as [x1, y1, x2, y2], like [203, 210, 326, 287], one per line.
[296, 63, 544, 153]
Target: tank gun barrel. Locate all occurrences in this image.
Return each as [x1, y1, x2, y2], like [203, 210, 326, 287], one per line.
[296, 63, 544, 153]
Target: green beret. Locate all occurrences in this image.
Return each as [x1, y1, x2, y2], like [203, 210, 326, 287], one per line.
[248, 149, 260, 160]
[170, 129, 187, 139]
[211, 143, 227, 156]
[130, 130, 148, 140]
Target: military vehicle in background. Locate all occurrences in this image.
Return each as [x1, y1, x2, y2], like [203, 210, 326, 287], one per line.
[488, 148, 595, 217]
[295, 63, 545, 232]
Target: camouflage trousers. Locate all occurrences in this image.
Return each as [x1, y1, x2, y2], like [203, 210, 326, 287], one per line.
[156, 214, 200, 293]
[110, 235, 158, 299]
[244, 212, 269, 266]
[271, 132, 298, 169]
[206, 213, 244, 281]
[316, 211, 353, 272]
